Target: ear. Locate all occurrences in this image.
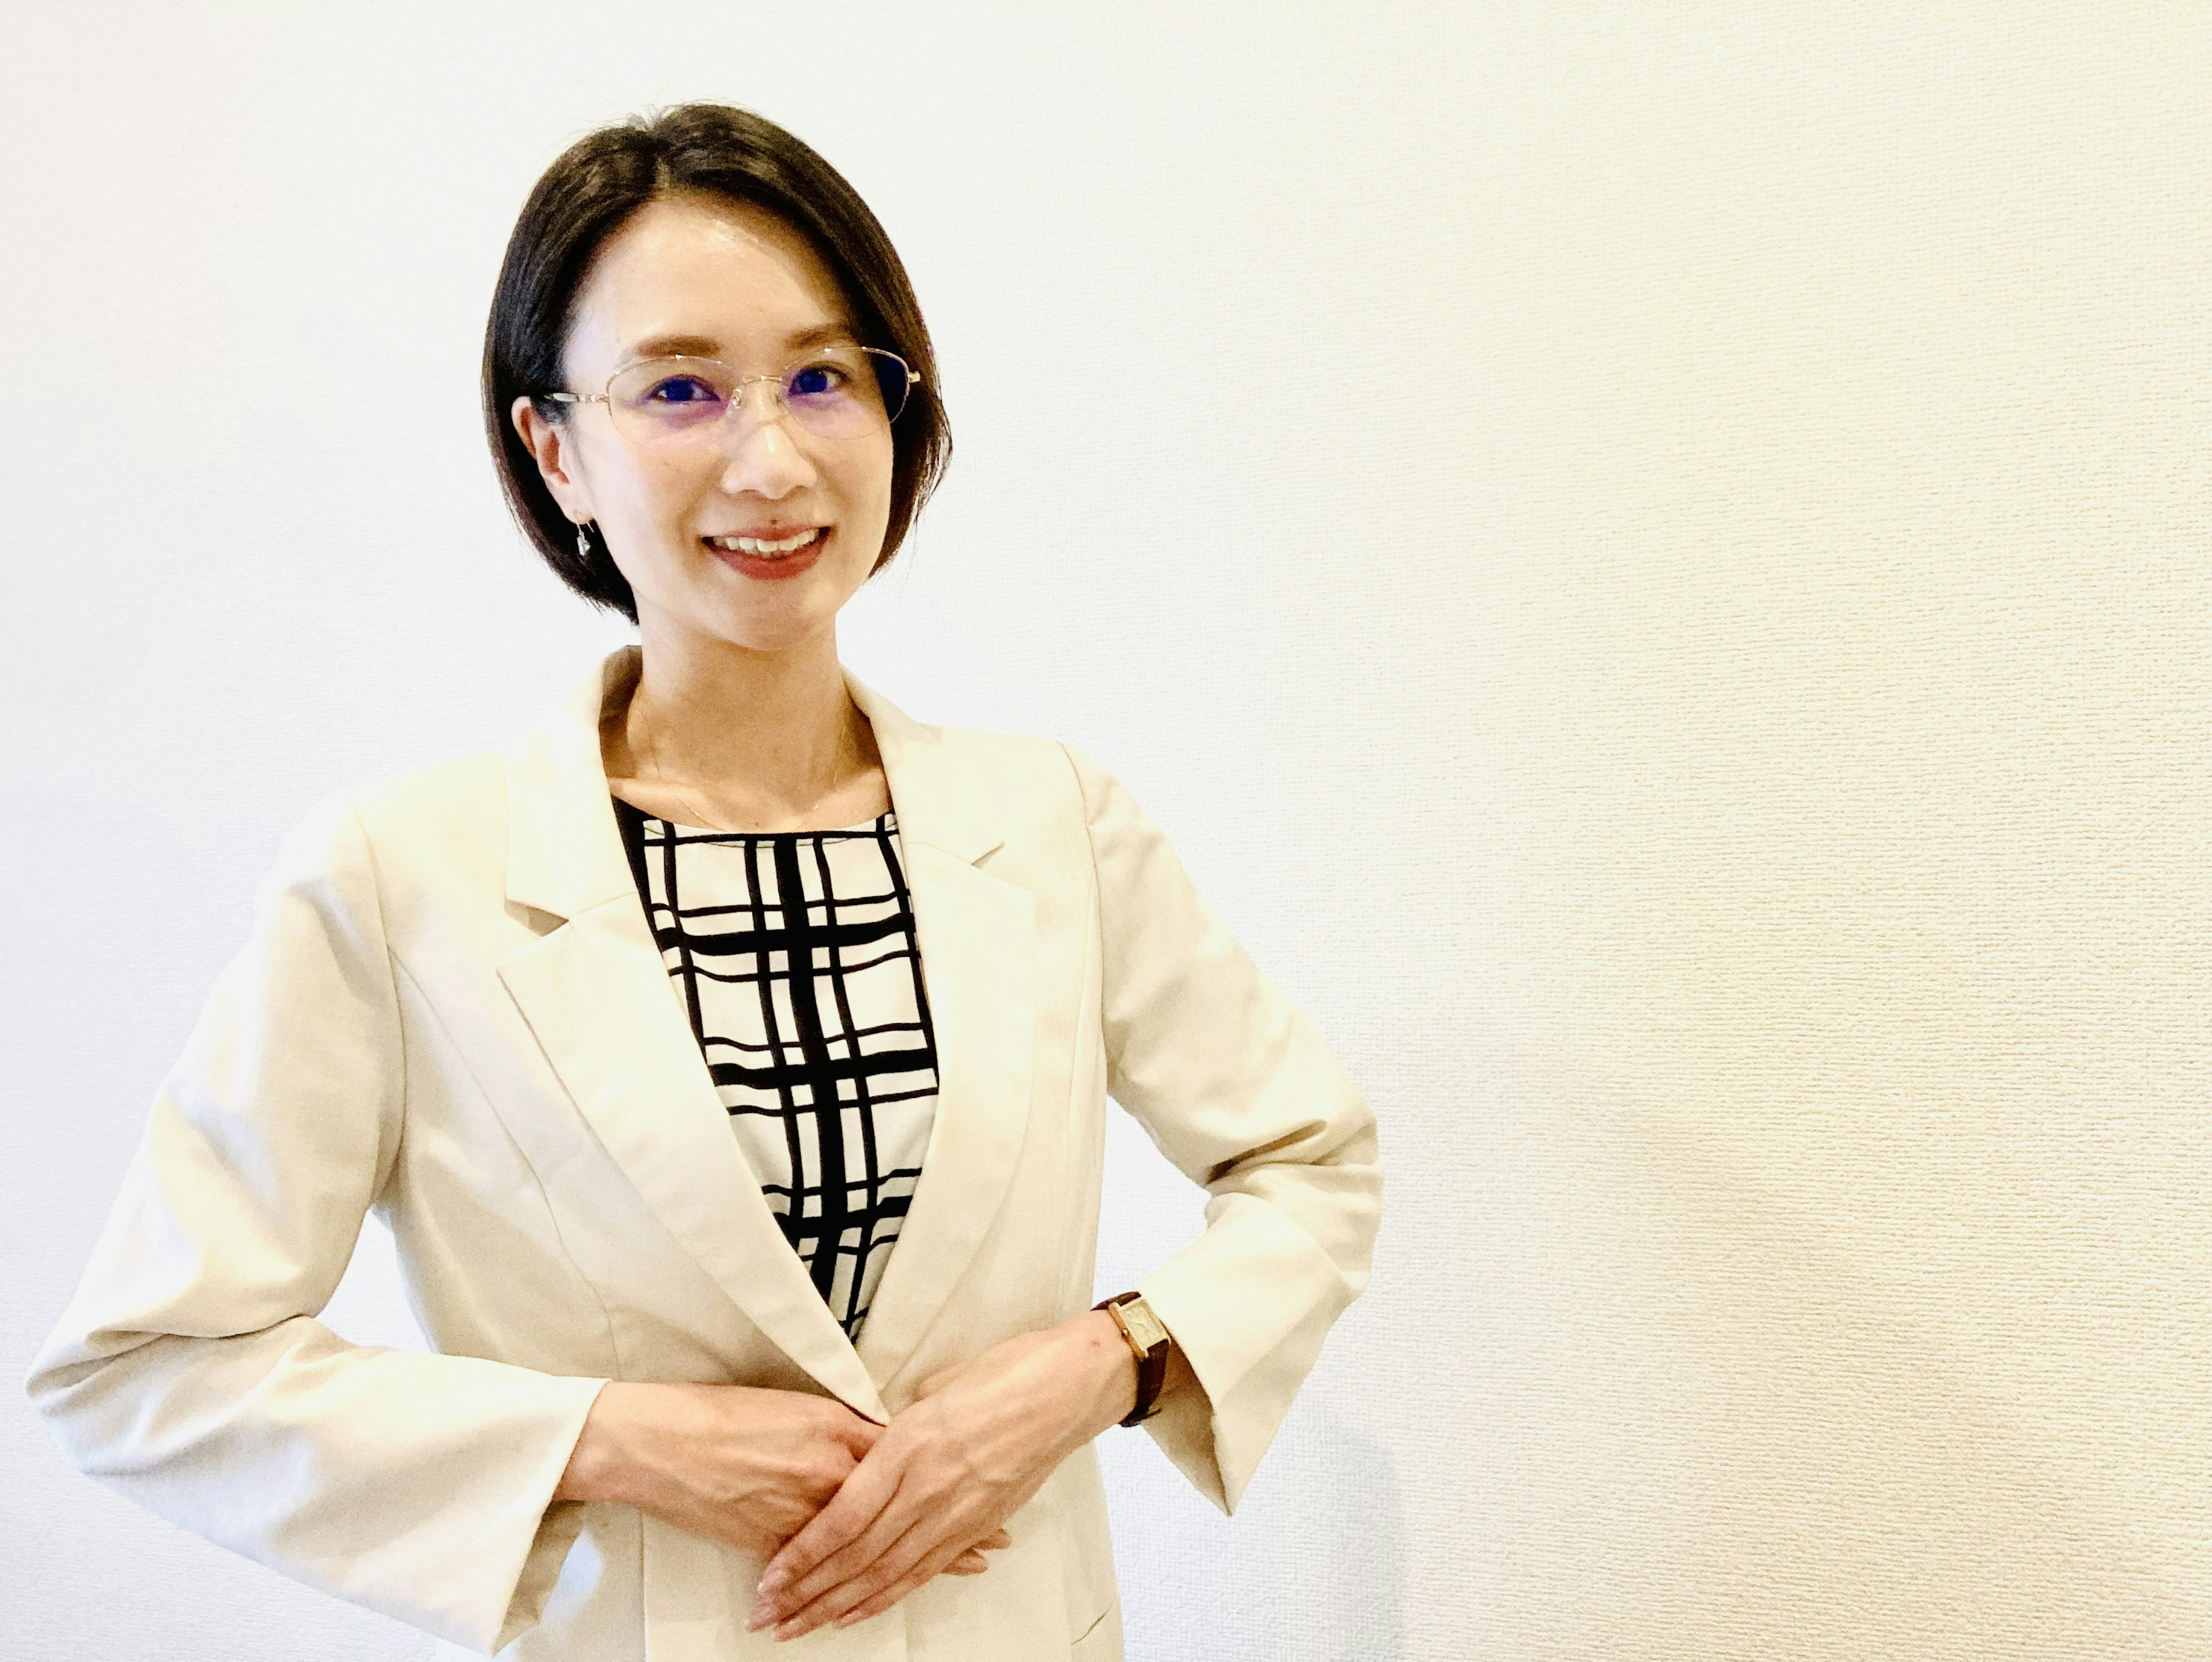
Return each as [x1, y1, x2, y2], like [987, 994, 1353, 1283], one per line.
[510, 395, 597, 527]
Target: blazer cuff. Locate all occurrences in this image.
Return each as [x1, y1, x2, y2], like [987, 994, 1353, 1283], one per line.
[483, 1376, 609, 1655]
[1134, 1194, 1359, 1513]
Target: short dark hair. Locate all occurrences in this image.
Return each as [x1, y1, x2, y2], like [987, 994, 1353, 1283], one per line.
[482, 104, 950, 622]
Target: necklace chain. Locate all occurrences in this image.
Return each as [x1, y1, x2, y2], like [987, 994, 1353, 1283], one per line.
[636, 697, 754, 833]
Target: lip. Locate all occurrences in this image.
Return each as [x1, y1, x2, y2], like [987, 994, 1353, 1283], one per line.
[706, 523, 821, 542]
[703, 525, 827, 582]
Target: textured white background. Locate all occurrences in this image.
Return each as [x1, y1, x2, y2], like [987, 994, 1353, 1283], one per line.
[3, 4, 2206, 1659]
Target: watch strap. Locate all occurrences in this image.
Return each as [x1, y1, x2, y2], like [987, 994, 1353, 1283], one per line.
[1094, 1291, 1170, 1426]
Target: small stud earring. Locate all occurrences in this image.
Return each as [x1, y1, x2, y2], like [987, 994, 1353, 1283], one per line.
[576, 522, 594, 558]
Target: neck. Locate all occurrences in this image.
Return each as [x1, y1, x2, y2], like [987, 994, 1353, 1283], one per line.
[607, 619, 874, 818]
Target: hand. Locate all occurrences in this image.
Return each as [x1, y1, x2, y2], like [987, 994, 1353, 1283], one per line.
[554, 1381, 1007, 1575]
[748, 1312, 1137, 1640]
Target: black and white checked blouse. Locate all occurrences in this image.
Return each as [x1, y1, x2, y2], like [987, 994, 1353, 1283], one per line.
[612, 797, 939, 1341]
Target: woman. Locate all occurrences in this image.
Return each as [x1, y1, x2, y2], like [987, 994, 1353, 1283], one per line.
[28, 104, 1382, 1661]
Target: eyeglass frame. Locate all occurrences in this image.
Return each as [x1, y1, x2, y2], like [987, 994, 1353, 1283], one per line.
[537, 346, 923, 444]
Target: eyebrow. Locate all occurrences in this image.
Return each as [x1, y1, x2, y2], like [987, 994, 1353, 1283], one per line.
[624, 323, 860, 362]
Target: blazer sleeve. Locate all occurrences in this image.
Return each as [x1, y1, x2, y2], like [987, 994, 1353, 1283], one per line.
[1060, 742, 1384, 1514]
[23, 788, 608, 1656]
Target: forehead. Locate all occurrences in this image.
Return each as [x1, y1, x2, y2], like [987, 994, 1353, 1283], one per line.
[562, 192, 859, 375]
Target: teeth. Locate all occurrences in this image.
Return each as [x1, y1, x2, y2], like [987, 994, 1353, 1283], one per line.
[710, 528, 821, 556]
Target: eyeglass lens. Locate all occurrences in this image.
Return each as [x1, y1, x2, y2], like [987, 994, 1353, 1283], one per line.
[604, 349, 909, 443]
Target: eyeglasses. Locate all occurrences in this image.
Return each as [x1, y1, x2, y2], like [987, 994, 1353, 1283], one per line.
[542, 346, 920, 445]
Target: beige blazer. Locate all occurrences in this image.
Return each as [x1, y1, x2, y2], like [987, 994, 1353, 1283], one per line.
[28, 645, 1382, 1662]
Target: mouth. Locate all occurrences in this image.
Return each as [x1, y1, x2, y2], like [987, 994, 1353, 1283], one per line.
[702, 524, 828, 581]
[702, 526, 824, 558]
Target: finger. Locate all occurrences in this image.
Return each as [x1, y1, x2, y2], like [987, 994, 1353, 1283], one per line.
[940, 1527, 1007, 1574]
[829, 1532, 987, 1631]
[759, 1513, 916, 1633]
[756, 1452, 902, 1602]
[756, 1458, 940, 1629]
[772, 1510, 945, 1639]
[794, 1516, 1018, 1630]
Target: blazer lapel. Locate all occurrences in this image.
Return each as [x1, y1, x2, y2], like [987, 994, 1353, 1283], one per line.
[493, 646, 1039, 1414]
[842, 673, 1037, 1393]
[495, 646, 881, 1418]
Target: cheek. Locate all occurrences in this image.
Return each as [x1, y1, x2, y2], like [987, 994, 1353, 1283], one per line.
[808, 440, 893, 530]
[634, 453, 703, 516]
[573, 423, 671, 497]
[592, 460, 704, 589]
[849, 438, 897, 517]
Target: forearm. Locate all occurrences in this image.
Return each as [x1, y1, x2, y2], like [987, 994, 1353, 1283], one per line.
[553, 1380, 861, 1515]
[1066, 1309, 1142, 1436]
[561, 1379, 1024, 1583]
[552, 1380, 664, 1506]
[31, 1319, 604, 1650]
[1071, 1307, 1202, 1433]
[745, 1309, 1192, 1638]
[560, 1311, 1176, 1516]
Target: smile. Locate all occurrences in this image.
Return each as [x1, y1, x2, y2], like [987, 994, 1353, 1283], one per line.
[704, 528, 822, 556]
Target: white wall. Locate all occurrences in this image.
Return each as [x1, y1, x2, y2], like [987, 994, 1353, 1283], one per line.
[3, 5, 2205, 1659]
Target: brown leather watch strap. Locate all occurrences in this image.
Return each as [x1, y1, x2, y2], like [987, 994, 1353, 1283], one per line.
[1093, 1292, 1171, 1426]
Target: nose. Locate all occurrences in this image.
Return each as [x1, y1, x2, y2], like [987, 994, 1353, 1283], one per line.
[713, 378, 818, 499]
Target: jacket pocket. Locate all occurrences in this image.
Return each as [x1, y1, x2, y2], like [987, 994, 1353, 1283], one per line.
[1070, 1600, 1121, 1659]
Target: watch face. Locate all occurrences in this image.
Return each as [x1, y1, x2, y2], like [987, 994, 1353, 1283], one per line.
[1118, 1296, 1171, 1354]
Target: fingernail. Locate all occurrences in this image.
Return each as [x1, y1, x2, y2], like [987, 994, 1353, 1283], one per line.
[774, 1619, 808, 1642]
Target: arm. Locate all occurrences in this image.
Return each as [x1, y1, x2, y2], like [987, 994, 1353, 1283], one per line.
[24, 792, 605, 1656]
[551, 1380, 1007, 1573]
[747, 1309, 1139, 1640]
[1062, 739, 1384, 1513]
[749, 741, 1383, 1639]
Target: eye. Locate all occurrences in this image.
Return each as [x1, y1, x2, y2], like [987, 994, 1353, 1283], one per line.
[786, 361, 853, 400]
[642, 374, 724, 406]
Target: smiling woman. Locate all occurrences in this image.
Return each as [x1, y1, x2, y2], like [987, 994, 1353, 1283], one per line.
[511, 194, 899, 683]
[484, 105, 949, 625]
[27, 103, 1381, 1662]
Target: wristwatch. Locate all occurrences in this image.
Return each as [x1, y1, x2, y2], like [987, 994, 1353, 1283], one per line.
[1093, 1291, 1172, 1426]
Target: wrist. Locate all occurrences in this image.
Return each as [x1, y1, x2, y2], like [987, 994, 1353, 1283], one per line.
[1092, 1292, 1174, 1427]
[1069, 1309, 1140, 1434]
[554, 1380, 653, 1507]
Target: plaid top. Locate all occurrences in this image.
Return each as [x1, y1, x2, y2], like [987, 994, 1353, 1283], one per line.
[612, 797, 939, 1342]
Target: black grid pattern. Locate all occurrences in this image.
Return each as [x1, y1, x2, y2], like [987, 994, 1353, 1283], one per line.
[612, 797, 939, 1340]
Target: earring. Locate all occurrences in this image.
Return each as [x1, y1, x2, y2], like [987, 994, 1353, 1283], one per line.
[576, 521, 594, 558]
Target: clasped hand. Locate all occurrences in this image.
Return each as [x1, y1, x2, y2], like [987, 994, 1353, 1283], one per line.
[555, 1311, 1135, 1644]
[747, 1311, 1137, 1641]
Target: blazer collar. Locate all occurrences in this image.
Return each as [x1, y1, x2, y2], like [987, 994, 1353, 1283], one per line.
[503, 643, 1005, 923]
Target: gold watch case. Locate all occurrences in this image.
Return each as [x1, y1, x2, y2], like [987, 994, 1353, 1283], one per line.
[1108, 1293, 1170, 1357]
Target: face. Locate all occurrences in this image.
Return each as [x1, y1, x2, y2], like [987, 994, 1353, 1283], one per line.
[512, 192, 896, 655]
